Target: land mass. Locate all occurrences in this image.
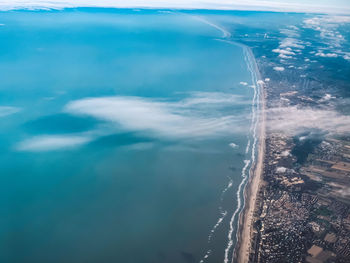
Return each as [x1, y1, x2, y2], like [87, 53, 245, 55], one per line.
[234, 52, 267, 263]
[234, 45, 350, 263]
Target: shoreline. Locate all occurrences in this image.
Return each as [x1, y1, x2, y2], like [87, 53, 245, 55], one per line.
[233, 48, 266, 263]
[194, 20, 266, 263]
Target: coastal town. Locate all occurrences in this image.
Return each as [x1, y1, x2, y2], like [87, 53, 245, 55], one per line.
[237, 54, 350, 262]
[231, 13, 350, 261]
[248, 133, 350, 262]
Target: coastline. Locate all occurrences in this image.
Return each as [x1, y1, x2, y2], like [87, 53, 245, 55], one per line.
[194, 19, 266, 263]
[233, 48, 266, 263]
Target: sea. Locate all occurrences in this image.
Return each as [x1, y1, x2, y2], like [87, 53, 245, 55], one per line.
[0, 8, 263, 263]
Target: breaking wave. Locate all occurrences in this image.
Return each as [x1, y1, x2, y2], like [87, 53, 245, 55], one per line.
[194, 16, 263, 263]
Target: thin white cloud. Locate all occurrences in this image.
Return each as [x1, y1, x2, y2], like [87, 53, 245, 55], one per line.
[178, 92, 248, 108]
[278, 54, 293, 59]
[304, 15, 350, 60]
[14, 93, 250, 152]
[319, 93, 335, 102]
[272, 25, 305, 60]
[304, 15, 350, 27]
[273, 66, 285, 71]
[272, 48, 296, 56]
[266, 106, 350, 135]
[315, 51, 338, 57]
[280, 28, 300, 38]
[16, 135, 92, 151]
[1, 0, 350, 14]
[0, 106, 21, 117]
[229, 142, 239, 149]
[64, 94, 249, 139]
[279, 38, 305, 49]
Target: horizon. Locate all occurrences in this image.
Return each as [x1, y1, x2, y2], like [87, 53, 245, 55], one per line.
[1, 0, 350, 14]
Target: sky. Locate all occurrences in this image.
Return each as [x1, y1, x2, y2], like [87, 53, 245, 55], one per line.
[0, 0, 350, 14]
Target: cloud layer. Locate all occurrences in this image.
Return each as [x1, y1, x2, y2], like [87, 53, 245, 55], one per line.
[64, 93, 249, 139]
[1, 0, 350, 14]
[16, 135, 92, 151]
[14, 95, 350, 151]
[16, 92, 251, 151]
[0, 106, 21, 117]
[266, 106, 350, 135]
[303, 15, 350, 60]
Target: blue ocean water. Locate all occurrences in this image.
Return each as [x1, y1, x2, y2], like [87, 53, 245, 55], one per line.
[0, 9, 258, 263]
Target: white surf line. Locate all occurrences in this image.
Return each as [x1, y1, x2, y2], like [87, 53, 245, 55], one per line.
[232, 47, 262, 263]
[191, 17, 262, 263]
[206, 175, 232, 243]
[192, 16, 239, 263]
[207, 210, 227, 243]
[199, 184, 232, 263]
[191, 17, 260, 263]
[223, 157, 252, 263]
[244, 47, 260, 168]
[230, 45, 264, 263]
[245, 139, 251, 154]
[206, 38, 262, 263]
[223, 45, 260, 263]
[190, 15, 232, 39]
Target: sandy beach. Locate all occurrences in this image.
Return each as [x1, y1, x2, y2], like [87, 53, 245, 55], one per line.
[233, 69, 266, 263]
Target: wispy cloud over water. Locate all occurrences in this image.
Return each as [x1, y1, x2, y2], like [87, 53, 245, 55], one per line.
[0, 106, 21, 117]
[16, 135, 92, 151]
[64, 93, 250, 139]
[14, 92, 251, 152]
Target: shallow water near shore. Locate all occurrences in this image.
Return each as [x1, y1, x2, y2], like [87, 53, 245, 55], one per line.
[0, 9, 259, 263]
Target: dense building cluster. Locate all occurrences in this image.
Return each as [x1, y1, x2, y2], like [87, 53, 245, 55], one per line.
[249, 134, 350, 263]
[232, 17, 350, 262]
